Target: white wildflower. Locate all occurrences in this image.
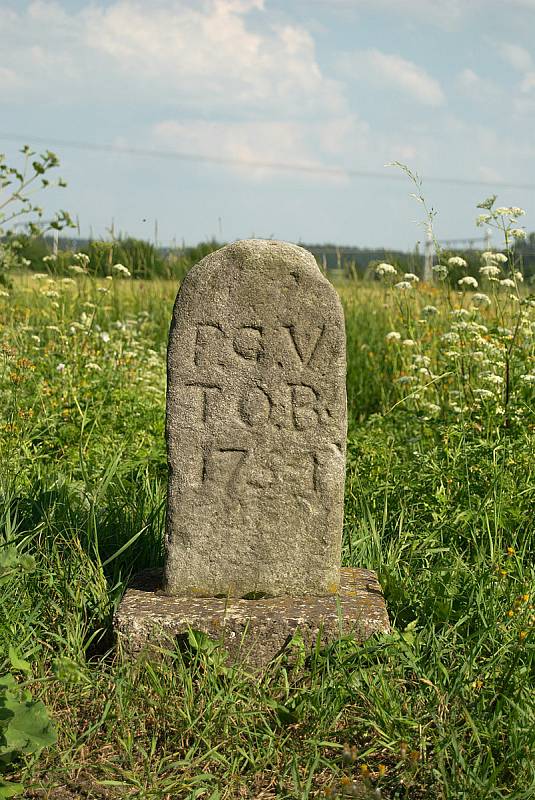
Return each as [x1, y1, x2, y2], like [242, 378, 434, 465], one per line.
[471, 293, 491, 307]
[484, 373, 504, 385]
[432, 264, 448, 278]
[375, 262, 397, 277]
[45, 290, 60, 298]
[85, 362, 102, 372]
[520, 374, 535, 383]
[514, 271, 524, 282]
[402, 338, 416, 347]
[448, 256, 467, 268]
[31, 335, 40, 344]
[480, 265, 501, 278]
[100, 331, 110, 343]
[395, 281, 413, 291]
[105, 275, 113, 281]
[413, 354, 431, 366]
[73, 252, 90, 266]
[97, 287, 110, 293]
[493, 253, 508, 264]
[42, 254, 57, 262]
[404, 273, 420, 283]
[60, 277, 76, 285]
[495, 206, 524, 216]
[46, 325, 61, 333]
[476, 214, 491, 225]
[385, 331, 402, 342]
[422, 305, 438, 315]
[441, 332, 460, 344]
[56, 362, 66, 372]
[396, 375, 415, 384]
[474, 388, 494, 398]
[0, 290, 9, 298]
[451, 308, 470, 318]
[458, 276, 478, 288]
[510, 228, 527, 240]
[32, 273, 48, 280]
[112, 263, 131, 277]
[68, 264, 86, 274]
[499, 278, 516, 288]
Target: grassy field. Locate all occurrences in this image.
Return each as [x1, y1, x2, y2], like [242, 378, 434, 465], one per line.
[0, 260, 534, 799]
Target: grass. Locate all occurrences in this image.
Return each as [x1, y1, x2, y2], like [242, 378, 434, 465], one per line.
[0, 263, 534, 799]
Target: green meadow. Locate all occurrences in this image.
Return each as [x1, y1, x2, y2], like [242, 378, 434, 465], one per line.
[0, 248, 534, 798]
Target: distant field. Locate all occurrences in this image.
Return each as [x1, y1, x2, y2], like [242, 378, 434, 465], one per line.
[0, 268, 533, 798]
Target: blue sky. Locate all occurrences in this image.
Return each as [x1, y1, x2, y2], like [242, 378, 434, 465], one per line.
[1, 0, 535, 249]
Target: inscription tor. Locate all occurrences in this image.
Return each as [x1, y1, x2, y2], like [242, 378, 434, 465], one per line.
[184, 381, 332, 430]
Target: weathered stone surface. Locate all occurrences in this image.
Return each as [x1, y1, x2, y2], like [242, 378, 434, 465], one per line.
[164, 239, 346, 598]
[115, 568, 390, 669]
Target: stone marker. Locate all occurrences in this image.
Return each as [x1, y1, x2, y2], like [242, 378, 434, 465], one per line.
[115, 240, 389, 668]
[165, 238, 346, 598]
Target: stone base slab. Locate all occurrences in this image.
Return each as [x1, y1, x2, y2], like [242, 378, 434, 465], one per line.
[114, 567, 390, 669]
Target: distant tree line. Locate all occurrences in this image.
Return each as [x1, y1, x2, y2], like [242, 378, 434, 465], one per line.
[8, 233, 535, 285]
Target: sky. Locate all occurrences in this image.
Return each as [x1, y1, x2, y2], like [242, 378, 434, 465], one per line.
[1, 0, 535, 250]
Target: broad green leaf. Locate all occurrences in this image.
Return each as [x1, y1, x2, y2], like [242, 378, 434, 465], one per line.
[0, 690, 56, 763]
[8, 650, 31, 676]
[0, 780, 25, 797]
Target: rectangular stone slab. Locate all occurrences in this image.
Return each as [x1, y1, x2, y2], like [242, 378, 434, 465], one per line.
[114, 568, 390, 669]
[164, 240, 347, 598]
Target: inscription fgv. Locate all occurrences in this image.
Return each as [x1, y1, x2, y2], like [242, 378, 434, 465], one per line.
[192, 321, 328, 369]
[165, 238, 346, 598]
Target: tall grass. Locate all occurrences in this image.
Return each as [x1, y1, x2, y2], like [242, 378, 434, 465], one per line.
[0, 259, 533, 798]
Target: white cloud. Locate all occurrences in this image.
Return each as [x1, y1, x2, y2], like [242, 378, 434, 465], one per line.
[151, 116, 371, 182]
[0, 0, 346, 117]
[521, 72, 535, 93]
[338, 49, 444, 106]
[496, 42, 533, 72]
[456, 68, 500, 103]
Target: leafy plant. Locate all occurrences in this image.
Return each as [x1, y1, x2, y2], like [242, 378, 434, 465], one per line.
[0, 667, 56, 797]
[0, 146, 74, 285]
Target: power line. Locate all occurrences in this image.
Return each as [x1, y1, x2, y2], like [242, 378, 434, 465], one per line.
[1, 132, 535, 191]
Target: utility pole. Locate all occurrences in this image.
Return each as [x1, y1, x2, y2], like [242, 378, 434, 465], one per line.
[423, 230, 434, 282]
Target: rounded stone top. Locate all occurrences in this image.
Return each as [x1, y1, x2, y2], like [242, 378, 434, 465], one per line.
[186, 238, 325, 282]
